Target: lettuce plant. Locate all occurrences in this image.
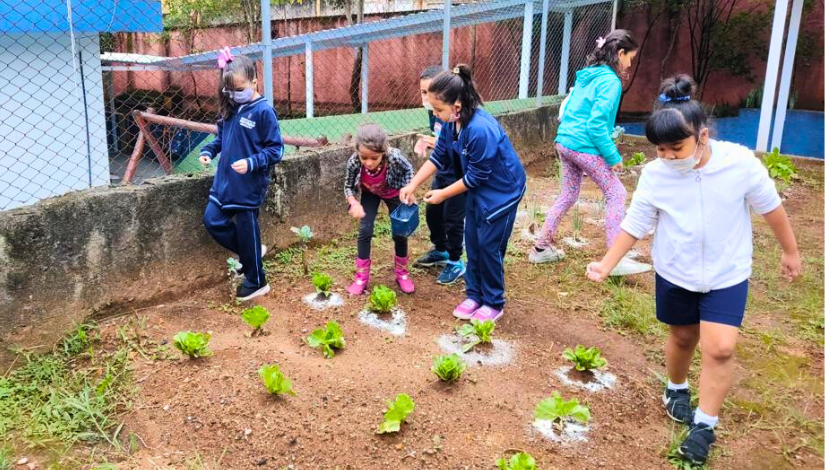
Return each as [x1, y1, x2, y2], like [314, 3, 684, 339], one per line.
[312, 272, 333, 299]
[496, 452, 537, 470]
[431, 354, 466, 382]
[377, 394, 415, 434]
[173, 331, 212, 358]
[562, 345, 608, 372]
[258, 364, 296, 396]
[241, 305, 271, 335]
[457, 319, 495, 352]
[306, 321, 346, 358]
[368, 285, 397, 314]
[535, 391, 590, 424]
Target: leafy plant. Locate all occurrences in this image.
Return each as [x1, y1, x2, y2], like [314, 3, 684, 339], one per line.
[496, 452, 537, 470]
[562, 345, 608, 371]
[431, 354, 466, 382]
[306, 321, 346, 358]
[291, 225, 314, 275]
[258, 364, 296, 396]
[312, 272, 334, 299]
[627, 151, 646, 167]
[227, 257, 241, 276]
[612, 125, 625, 143]
[764, 148, 797, 183]
[535, 391, 591, 424]
[571, 206, 584, 241]
[62, 323, 97, 356]
[368, 285, 397, 314]
[377, 394, 415, 434]
[173, 331, 213, 358]
[457, 319, 495, 352]
[241, 305, 271, 335]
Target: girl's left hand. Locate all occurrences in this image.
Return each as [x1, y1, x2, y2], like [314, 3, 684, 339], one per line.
[423, 189, 446, 205]
[611, 162, 623, 172]
[780, 250, 802, 281]
[231, 159, 249, 174]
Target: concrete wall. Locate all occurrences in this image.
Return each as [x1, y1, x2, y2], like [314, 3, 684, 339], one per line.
[0, 103, 558, 365]
[0, 33, 110, 211]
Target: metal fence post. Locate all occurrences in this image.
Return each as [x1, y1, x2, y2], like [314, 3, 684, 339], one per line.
[536, 0, 550, 107]
[770, 0, 803, 153]
[261, 0, 274, 107]
[361, 43, 369, 114]
[518, 0, 534, 99]
[442, 0, 451, 70]
[757, 0, 790, 152]
[305, 41, 314, 118]
[558, 10, 572, 95]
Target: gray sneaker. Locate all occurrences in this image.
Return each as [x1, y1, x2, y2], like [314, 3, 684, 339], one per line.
[528, 245, 566, 264]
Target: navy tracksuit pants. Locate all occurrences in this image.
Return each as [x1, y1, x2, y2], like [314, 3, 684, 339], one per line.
[463, 194, 519, 311]
[203, 201, 266, 289]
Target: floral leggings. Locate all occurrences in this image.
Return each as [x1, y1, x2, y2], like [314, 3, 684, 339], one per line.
[537, 143, 627, 248]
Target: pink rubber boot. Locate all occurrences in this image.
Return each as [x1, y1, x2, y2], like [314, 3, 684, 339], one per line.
[395, 256, 415, 294]
[346, 258, 371, 295]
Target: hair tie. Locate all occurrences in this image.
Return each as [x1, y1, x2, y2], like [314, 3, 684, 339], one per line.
[217, 47, 234, 69]
[658, 93, 691, 103]
[452, 67, 460, 74]
[596, 37, 606, 49]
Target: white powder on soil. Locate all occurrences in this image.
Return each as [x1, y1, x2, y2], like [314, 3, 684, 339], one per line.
[553, 366, 617, 393]
[358, 308, 407, 336]
[303, 293, 345, 310]
[562, 237, 589, 249]
[533, 418, 590, 444]
[437, 334, 515, 367]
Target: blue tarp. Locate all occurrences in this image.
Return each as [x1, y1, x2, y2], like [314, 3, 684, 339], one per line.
[1, 0, 162, 33]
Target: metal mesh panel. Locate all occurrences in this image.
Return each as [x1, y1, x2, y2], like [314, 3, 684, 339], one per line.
[0, 0, 613, 212]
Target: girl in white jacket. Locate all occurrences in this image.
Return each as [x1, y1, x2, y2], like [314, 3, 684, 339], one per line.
[585, 75, 801, 465]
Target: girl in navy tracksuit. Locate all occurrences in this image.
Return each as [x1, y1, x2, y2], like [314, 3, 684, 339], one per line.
[401, 65, 526, 322]
[199, 51, 284, 302]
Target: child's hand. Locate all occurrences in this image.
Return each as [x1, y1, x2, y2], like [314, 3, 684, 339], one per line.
[199, 155, 212, 167]
[780, 250, 802, 281]
[399, 185, 417, 205]
[348, 202, 366, 219]
[423, 135, 436, 148]
[414, 138, 429, 156]
[586, 261, 610, 282]
[231, 159, 248, 174]
[423, 189, 446, 205]
[611, 162, 623, 172]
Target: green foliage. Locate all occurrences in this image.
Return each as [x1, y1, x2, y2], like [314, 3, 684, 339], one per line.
[241, 305, 271, 332]
[571, 206, 583, 241]
[258, 364, 296, 396]
[368, 285, 397, 313]
[612, 125, 625, 142]
[496, 452, 537, 470]
[227, 257, 241, 275]
[291, 225, 314, 243]
[62, 323, 97, 356]
[708, 8, 770, 81]
[457, 319, 495, 352]
[312, 272, 334, 297]
[173, 331, 213, 358]
[742, 86, 763, 109]
[535, 391, 591, 424]
[562, 345, 608, 371]
[377, 394, 415, 434]
[626, 151, 646, 167]
[0, 447, 11, 470]
[431, 354, 466, 382]
[306, 321, 346, 358]
[764, 148, 798, 183]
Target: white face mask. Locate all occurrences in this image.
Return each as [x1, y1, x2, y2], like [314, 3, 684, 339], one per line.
[662, 141, 705, 175]
[422, 100, 433, 111]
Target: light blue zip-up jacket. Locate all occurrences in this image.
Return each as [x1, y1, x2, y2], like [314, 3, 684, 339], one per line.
[555, 65, 622, 166]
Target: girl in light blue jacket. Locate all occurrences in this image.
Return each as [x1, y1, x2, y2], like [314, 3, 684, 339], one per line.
[530, 30, 642, 275]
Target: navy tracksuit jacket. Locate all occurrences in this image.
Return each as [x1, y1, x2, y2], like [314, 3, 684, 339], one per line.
[200, 97, 284, 289]
[429, 109, 526, 310]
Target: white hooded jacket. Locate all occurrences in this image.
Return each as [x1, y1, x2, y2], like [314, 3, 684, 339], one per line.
[620, 140, 782, 293]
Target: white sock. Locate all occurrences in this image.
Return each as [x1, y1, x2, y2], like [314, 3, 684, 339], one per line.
[693, 408, 719, 428]
[667, 380, 689, 391]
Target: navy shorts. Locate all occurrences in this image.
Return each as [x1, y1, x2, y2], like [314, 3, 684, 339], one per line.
[655, 274, 749, 327]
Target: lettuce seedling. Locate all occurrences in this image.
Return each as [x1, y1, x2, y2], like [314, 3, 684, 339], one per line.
[291, 225, 314, 275]
[241, 305, 271, 335]
[496, 452, 537, 470]
[627, 151, 646, 168]
[457, 319, 495, 352]
[312, 272, 334, 299]
[562, 345, 608, 372]
[258, 364, 296, 396]
[431, 354, 466, 382]
[368, 285, 397, 314]
[535, 391, 590, 424]
[306, 321, 346, 358]
[377, 393, 415, 434]
[173, 331, 213, 358]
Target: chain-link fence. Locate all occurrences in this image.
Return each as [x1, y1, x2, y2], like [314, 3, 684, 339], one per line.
[0, 0, 613, 212]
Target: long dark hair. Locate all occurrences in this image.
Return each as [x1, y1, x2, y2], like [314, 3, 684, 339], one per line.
[218, 54, 257, 118]
[427, 64, 484, 127]
[645, 74, 709, 145]
[419, 65, 443, 81]
[585, 29, 638, 76]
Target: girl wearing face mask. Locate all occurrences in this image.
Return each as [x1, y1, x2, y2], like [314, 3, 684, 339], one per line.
[529, 30, 650, 276]
[200, 49, 284, 302]
[586, 75, 801, 465]
[400, 64, 526, 322]
[344, 124, 415, 295]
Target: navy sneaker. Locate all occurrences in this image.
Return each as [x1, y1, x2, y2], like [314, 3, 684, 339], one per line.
[678, 422, 715, 464]
[237, 283, 270, 302]
[414, 249, 449, 268]
[663, 388, 694, 424]
[437, 261, 466, 285]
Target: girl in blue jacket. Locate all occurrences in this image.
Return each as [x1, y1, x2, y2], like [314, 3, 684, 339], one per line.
[199, 50, 284, 302]
[529, 30, 645, 276]
[401, 65, 526, 322]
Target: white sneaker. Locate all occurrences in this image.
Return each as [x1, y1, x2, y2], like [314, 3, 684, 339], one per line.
[610, 256, 653, 276]
[528, 245, 566, 264]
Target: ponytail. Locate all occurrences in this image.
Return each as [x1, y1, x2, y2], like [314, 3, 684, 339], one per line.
[585, 29, 638, 76]
[428, 64, 484, 127]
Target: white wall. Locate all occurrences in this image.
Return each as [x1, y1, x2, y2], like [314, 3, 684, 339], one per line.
[0, 33, 109, 211]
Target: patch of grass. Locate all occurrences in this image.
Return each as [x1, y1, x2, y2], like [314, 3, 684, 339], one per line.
[310, 243, 357, 275]
[600, 279, 664, 336]
[0, 447, 11, 470]
[61, 323, 98, 356]
[663, 426, 711, 470]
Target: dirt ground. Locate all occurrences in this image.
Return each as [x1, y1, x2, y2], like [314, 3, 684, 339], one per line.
[9, 141, 824, 470]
